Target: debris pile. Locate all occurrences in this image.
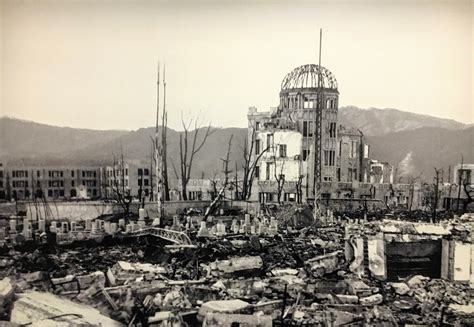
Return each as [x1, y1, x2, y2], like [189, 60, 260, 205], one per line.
[0, 210, 472, 326]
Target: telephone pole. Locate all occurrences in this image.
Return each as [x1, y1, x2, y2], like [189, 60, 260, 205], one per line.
[433, 167, 443, 223]
[312, 28, 323, 221]
[154, 62, 165, 226]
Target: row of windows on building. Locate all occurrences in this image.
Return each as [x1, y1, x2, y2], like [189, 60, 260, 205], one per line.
[10, 188, 98, 198]
[137, 168, 150, 176]
[281, 96, 338, 110]
[10, 179, 99, 188]
[105, 168, 129, 177]
[10, 170, 98, 179]
[302, 121, 337, 138]
[258, 192, 297, 203]
[104, 179, 129, 187]
[137, 178, 150, 187]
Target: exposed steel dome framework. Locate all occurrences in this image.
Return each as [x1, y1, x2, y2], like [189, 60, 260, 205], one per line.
[281, 64, 338, 91]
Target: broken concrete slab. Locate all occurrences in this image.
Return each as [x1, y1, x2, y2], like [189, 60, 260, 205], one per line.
[271, 268, 298, 276]
[335, 294, 359, 304]
[390, 282, 410, 295]
[203, 313, 272, 327]
[406, 275, 430, 288]
[359, 293, 383, 306]
[0, 277, 14, 304]
[209, 256, 263, 276]
[0, 277, 14, 317]
[10, 291, 122, 326]
[107, 260, 167, 286]
[198, 299, 251, 321]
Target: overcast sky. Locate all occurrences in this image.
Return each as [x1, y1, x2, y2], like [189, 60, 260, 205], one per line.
[1, 0, 472, 131]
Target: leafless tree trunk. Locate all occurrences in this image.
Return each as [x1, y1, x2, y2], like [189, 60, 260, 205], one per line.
[205, 135, 233, 218]
[433, 167, 443, 222]
[274, 158, 285, 204]
[456, 156, 463, 211]
[296, 174, 304, 204]
[112, 152, 132, 215]
[241, 128, 269, 200]
[209, 170, 219, 199]
[171, 115, 215, 200]
[161, 77, 170, 201]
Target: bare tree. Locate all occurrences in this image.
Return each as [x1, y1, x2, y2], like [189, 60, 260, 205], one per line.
[172, 115, 215, 200]
[161, 70, 170, 201]
[241, 128, 269, 200]
[274, 158, 286, 204]
[456, 156, 464, 211]
[112, 152, 132, 215]
[205, 135, 233, 218]
[208, 170, 220, 199]
[433, 167, 443, 222]
[295, 174, 304, 204]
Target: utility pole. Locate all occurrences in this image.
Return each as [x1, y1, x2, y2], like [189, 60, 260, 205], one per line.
[433, 167, 443, 223]
[312, 28, 323, 221]
[456, 156, 463, 211]
[153, 62, 165, 226]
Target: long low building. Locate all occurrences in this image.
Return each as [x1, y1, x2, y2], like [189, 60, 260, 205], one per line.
[0, 161, 153, 202]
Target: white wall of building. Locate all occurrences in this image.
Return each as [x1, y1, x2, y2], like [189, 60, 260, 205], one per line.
[256, 130, 302, 182]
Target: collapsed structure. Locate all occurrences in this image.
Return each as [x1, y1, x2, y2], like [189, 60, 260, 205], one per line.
[247, 64, 394, 205]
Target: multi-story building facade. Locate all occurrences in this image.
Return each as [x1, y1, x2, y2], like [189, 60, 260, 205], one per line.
[0, 165, 102, 201]
[100, 162, 130, 200]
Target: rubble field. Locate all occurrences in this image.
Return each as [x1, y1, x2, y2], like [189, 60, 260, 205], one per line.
[0, 210, 473, 326]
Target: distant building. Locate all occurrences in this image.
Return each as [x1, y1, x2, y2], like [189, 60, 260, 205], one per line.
[368, 160, 394, 184]
[100, 162, 130, 200]
[0, 165, 102, 201]
[453, 163, 474, 185]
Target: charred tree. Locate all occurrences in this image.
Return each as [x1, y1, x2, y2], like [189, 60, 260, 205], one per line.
[161, 69, 170, 201]
[172, 115, 215, 200]
[274, 157, 286, 204]
[205, 135, 233, 218]
[241, 128, 269, 201]
[112, 152, 132, 216]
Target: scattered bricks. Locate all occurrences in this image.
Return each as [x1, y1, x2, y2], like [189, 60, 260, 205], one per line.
[359, 293, 383, 306]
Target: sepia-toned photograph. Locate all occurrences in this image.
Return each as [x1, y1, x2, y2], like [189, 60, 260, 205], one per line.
[0, 0, 473, 325]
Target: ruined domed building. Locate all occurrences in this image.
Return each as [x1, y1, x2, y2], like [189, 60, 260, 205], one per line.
[247, 64, 381, 205]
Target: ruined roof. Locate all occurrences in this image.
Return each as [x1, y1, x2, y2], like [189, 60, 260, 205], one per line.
[281, 64, 338, 91]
